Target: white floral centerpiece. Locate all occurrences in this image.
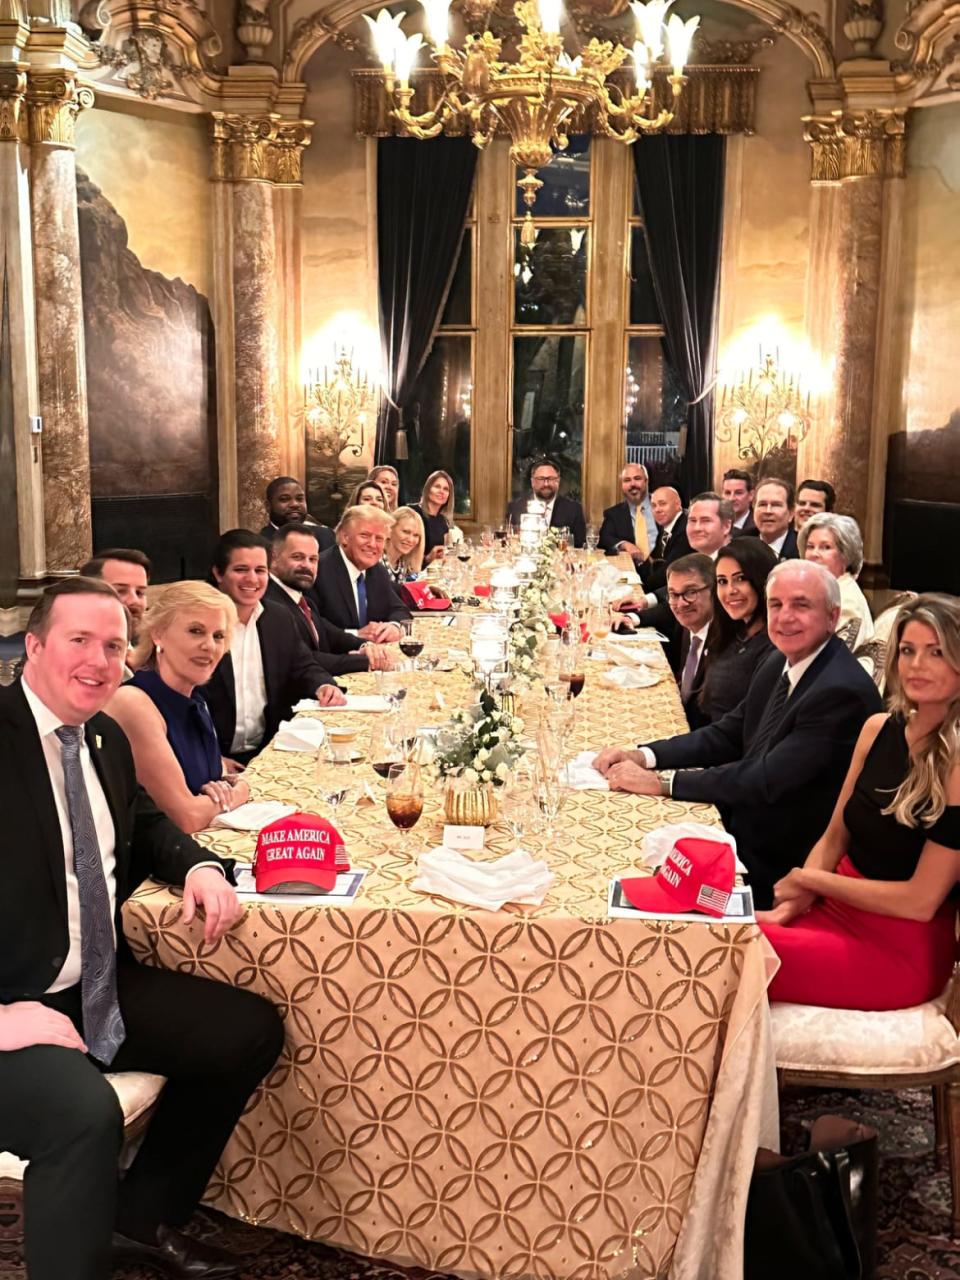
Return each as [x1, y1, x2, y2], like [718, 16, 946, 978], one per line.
[435, 690, 526, 786]
[507, 528, 561, 683]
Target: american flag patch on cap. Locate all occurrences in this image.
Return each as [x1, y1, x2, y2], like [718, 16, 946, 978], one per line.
[696, 883, 731, 914]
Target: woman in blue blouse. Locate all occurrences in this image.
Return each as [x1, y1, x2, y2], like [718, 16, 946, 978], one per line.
[107, 581, 249, 832]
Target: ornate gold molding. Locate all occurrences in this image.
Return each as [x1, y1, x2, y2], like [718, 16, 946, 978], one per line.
[25, 72, 95, 147]
[803, 107, 906, 180]
[0, 68, 27, 142]
[210, 112, 312, 184]
[353, 63, 762, 138]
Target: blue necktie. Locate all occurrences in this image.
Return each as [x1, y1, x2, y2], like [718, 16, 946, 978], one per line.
[357, 572, 368, 629]
[55, 726, 126, 1065]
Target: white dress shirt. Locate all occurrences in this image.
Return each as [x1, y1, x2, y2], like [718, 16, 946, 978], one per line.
[22, 675, 117, 993]
[762, 530, 790, 557]
[271, 574, 302, 606]
[229, 600, 267, 753]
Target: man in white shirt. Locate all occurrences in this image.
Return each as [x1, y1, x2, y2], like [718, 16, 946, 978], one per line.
[754, 478, 800, 560]
[0, 578, 284, 1279]
[663, 554, 715, 728]
[207, 530, 345, 762]
[593, 562, 882, 906]
[599, 462, 658, 559]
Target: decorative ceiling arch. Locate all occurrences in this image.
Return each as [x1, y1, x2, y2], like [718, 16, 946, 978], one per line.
[282, 0, 835, 83]
[895, 0, 960, 98]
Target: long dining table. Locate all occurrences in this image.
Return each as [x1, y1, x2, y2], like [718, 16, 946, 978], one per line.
[123, 617, 779, 1280]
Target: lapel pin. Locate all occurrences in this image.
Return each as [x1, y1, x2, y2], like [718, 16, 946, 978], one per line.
[95, 734, 102, 749]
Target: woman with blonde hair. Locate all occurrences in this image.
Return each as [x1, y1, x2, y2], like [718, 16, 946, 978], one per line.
[383, 506, 425, 584]
[411, 469, 455, 564]
[106, 581, 250, 833]
[368, 465, 400, 511]
[758, 593, 960, 1010]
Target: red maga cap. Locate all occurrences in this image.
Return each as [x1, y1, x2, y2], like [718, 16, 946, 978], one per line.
[620, 837, 735, 918]
[254, 812, 349, 894]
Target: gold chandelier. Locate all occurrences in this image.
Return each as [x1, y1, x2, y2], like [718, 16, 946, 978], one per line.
[366, 0, 700, 241]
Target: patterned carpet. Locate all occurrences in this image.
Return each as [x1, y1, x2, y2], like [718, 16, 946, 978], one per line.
[1, 1087, 954, 1277]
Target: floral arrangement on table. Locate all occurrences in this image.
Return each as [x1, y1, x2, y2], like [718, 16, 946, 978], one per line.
[434, 689, 526, 786]
[507, 528, 561, 682]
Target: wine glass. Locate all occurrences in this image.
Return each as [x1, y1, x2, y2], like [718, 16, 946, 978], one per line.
[559, 629, 586, 701]
[585, 525, 599, 553]
[589, 604, 612, 654]
[502, 776, 537, 849]
[398, 620, 425, 671]
[369, 719, 403, 779]
[385, 763, 424, 852]
[534, 753, 565, 839]
[481, 525, 494, 549]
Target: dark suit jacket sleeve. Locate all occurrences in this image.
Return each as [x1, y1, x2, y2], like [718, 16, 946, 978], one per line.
[646, 700, 748, 772]
[285, 629, 337, 697]
[599, 506, 626, 555]
[374, 569, 412, 624]
[564, 500, 586, 548]
[128, 786, 235, 891]
[667, 684, 876, 807]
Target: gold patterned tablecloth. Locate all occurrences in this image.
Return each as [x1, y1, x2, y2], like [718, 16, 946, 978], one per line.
[124, 630, 778, 1280]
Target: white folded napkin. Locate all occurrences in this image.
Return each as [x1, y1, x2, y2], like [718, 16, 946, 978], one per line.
[412, 847, 554, 910]
[641, 822, 747, 873]
[603, 644, 663, 667]
[212, 801, 297, 831]
[601, 665, 660, 689]
[560, 750, 609, 791]
[294, 695, 390, 713]
[273, 719, 326, 752]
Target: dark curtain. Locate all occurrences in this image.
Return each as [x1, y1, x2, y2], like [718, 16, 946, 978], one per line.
[633, 135, 725, 498]
[376, 137, 477, 464]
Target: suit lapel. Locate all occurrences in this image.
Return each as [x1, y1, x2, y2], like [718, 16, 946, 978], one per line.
[256, 610, 277, 711]
[85, 715, 128, 893]
[334, 553, 359, 628]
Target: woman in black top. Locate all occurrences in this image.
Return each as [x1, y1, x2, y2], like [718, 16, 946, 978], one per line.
[411, 470, 455, 564]
[759, 594, 960, 1010]
[698, 538, 777, 722]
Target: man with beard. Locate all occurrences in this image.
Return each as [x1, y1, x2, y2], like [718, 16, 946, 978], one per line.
[599, 463, 658, 561]
[260, 477, 335, 549]
[79, 550, 151, 671]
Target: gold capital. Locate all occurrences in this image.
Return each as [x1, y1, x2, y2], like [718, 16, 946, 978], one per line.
[210, 112, 312, 184]
[25, 71, 94, 147]
[0, 68, 27, 142]
[803, 108, 906, 181]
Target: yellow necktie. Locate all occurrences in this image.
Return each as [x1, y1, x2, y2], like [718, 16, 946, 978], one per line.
[633, 506, 650, 558]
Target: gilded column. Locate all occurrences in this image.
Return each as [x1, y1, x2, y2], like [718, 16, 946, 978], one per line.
[798, 108, 905, 547]
[26, 70, 95, 571]
[210, 113, 310, 532]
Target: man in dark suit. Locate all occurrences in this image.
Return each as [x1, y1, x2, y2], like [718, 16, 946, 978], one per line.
[721, 468, 757, 535]
[206, 529, 345, 762]
[795, 478, 836, 533]
[310, 506, 411, 640]
[595, 561, 882, 907]
[641, 486, 691, 593]
[754, 477, 799, 560]
[259, 475, 335, 548]
[506, 457, 587, 548]
[599, 462, 657, 560]
[0, 579, 284, 1280]
[662, 553, 715, 728]
[266, 525, 395, 676]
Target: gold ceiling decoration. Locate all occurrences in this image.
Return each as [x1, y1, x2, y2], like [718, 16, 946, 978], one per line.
[363, 0, 700, 240]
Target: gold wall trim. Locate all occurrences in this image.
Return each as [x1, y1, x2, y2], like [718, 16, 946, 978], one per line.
[352, 63, 761, 139]
[25, 71, 94, 147]
[210, 112, 312, 184]
[803, 108, 907, 181]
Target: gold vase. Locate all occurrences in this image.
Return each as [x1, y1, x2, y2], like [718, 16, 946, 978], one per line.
[443, 781, 498, 827]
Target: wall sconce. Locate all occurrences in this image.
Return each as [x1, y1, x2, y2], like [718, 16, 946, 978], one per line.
[303, 349, 379, 496]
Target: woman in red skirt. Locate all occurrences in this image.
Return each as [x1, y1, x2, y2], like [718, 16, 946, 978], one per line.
[758, 593, 960, 1011]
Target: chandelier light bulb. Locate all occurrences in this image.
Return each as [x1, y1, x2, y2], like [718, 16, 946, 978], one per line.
[537, 0, 563, 35]
[630, 40, 650, 91]
[630, 0, 671, 63]
[666, 12, 699, 75]
[420, 0, 452, 46]
[364, 8, 407, 73]
[395, 30, 424, 86]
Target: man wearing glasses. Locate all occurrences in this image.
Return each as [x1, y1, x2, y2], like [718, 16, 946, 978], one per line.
[664, 554, 715, 729]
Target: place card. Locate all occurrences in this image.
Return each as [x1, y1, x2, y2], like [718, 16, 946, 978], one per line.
[443, 824, 485, 852]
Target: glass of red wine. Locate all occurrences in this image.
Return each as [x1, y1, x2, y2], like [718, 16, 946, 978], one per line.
[385, 763, 424, 852]
[398, 620, 425, 671]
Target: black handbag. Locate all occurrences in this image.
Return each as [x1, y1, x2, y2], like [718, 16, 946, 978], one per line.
[744, 1116, 878, 1280]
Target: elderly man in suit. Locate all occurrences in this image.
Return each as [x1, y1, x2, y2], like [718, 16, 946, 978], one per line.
[595, 561, 882, 908]
[206, 529, 345, 762]
[0, 578, 284, 1280]
[754, 477, 800, 560]
[265, 525, 395, 675]
[506, 457, 587, 548]
[599, 462, 658, 561]
[310, 506, 411, 642]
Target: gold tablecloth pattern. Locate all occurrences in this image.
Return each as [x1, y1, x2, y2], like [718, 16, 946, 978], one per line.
[123, 630, 778, 1280]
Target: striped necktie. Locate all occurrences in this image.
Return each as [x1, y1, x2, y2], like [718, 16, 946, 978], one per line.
[750, 672, 791, 757]
[54, 726, 126, 1065]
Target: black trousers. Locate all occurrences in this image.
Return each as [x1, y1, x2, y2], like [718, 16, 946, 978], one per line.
[0, 960, 284, 1280]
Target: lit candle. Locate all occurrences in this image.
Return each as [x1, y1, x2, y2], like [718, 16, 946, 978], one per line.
[537, 0, 563, 34]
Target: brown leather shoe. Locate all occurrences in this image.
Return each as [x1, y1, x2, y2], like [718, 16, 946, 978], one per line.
[111, 1224, 241, 1278]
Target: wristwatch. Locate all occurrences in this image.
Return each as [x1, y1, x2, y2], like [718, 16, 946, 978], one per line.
[657, 770, 675, 798]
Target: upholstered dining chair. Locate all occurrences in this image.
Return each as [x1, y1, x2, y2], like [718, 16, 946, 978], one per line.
[772, 968, 960, 1235]
[0, 1071, 166, 1275]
